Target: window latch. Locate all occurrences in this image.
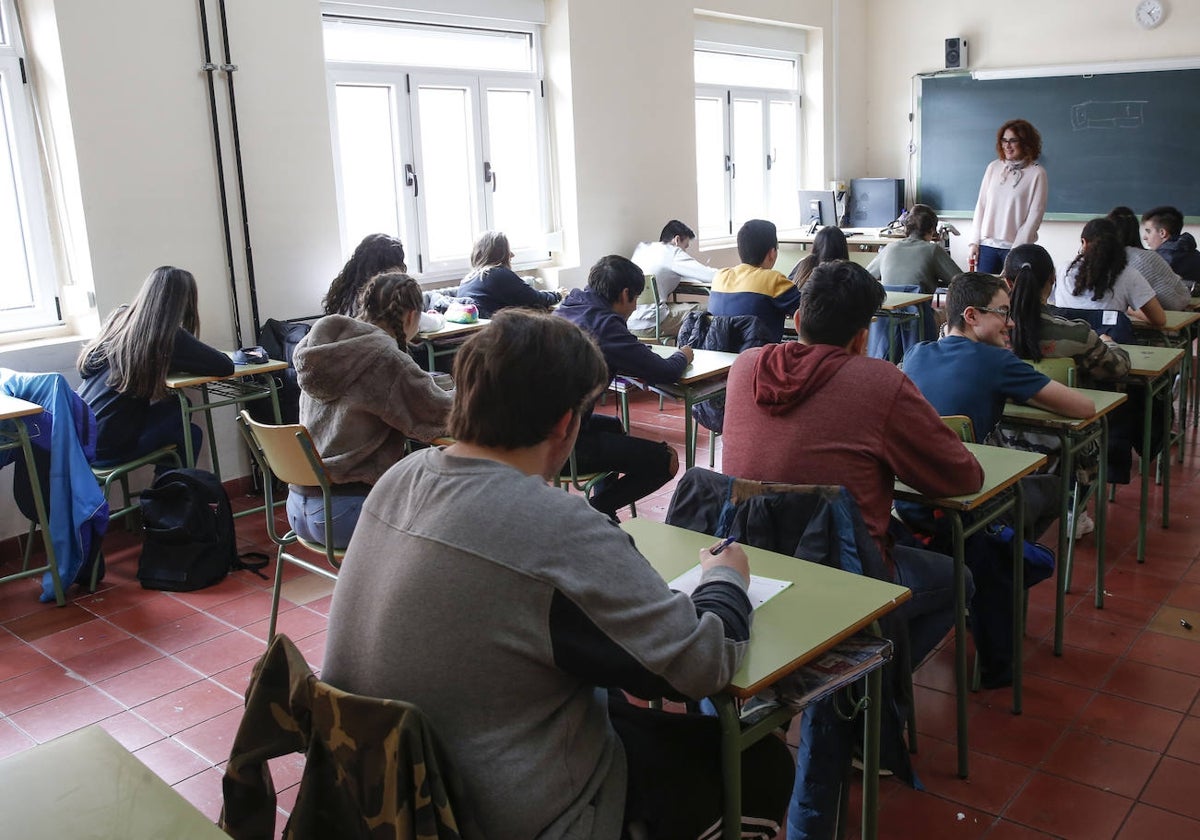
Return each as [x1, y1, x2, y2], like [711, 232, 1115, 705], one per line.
[405, 163, 419, 198]
[724, 155, 735, 178]
[484, 161, 497, 193]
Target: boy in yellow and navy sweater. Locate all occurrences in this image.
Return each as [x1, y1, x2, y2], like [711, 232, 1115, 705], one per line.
[708, 218, 801, 342]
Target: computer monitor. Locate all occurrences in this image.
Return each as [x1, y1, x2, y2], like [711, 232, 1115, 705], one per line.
[797, 189, 839, 231]
[848, 178, 905, 228]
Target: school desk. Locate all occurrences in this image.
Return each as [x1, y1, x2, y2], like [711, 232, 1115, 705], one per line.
[412, 318, 489, 371]
[0, 726, 228, 838]
[894, 442, 1047, 779]
[1130, 308, 1200, 453]
[0, 394, 62, 605]
[165, 355, 288, 480]
[622, 517, 910, 840]
[1115, 344, 1185, 564]
[1002, 388, 1128, 654]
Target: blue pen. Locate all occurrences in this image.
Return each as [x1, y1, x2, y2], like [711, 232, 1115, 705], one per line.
[709, 536, 736, 555]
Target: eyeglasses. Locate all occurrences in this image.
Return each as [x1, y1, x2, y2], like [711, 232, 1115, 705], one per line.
[975, 305, 1012, 321]
[1000, 137, 1021, 146]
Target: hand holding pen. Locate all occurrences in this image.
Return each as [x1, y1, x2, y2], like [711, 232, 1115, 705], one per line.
[700, 536, 750, 586]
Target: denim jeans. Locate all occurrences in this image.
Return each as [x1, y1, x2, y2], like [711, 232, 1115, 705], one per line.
[285, 489, 366, 550]
[977, 244, 1009, 274]
[93, 397, 202, 475]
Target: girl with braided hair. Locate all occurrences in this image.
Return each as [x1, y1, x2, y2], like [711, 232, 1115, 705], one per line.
[290, 270, 452, 547]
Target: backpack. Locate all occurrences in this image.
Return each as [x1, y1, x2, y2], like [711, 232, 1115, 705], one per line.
[137, 468, 240, 591]
[250, 317, 315, 425]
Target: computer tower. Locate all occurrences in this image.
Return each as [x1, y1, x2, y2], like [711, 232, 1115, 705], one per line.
[848, 178, 904, 228]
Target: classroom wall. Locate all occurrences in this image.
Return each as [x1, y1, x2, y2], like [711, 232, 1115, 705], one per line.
[861, 0, 1200, 273]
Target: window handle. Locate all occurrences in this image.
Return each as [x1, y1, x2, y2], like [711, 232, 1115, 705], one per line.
[766, 150, 774, 171]
[484, 161, 497, 193]
[405, 163, 419, 198]
[725, 155, 735, 179]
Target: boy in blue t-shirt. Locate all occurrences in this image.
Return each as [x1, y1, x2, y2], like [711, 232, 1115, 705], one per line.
[902, 272, 1094, 686]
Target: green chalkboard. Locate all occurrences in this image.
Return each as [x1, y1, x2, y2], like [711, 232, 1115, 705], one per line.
[917, 69, 1200, 219]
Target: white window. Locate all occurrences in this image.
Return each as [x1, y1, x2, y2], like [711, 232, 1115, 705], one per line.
[324, 17, 551, 278]
[694, 49, 801, 240]
[0, 0, 59, 333]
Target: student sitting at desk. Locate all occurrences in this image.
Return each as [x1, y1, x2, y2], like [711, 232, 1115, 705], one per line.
[723, 260, 983, 840]
[789, 225, 847, 288]
[321, 232, 408, 316]
[903, 273, 1094, 687]
[1050, 218, 1166, 327]
[290, 271, 451, 548]
[709, 219, 801, 342]
[866, 204, 962, 295]
[1108, 206, 1191, 311]
[78, 266, 233, 471]
[629, 219, 713, 339]
[320, 310, 792, 839]
[1142, 204, 1200, 293]
[456, 230, 563, 319]
[556, 256, 693, 520]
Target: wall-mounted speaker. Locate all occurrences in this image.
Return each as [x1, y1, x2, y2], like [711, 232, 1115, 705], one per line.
[945, 37, 968, 70]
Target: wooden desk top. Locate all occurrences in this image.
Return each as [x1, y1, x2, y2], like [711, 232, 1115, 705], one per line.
[1116, 344, 1185, 378]
[1130, 310, 1200, 332]
[881, 291, 933, 310]
[648, 344, 738, 384]
[1003, 388, 1128, 430]
[622, 518, 910, 698]
[779, 228, 902, 248]
[894, 442, 1047, 512]
[166, 354, 289, 390]
[416, 318, 490, 341]
[0, 726, 228, 838]
[0, 394, 43, 421]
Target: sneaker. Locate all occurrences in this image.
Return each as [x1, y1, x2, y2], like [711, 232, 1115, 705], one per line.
[850, 755, 894, 777]
[1072, 509, 1095, 539]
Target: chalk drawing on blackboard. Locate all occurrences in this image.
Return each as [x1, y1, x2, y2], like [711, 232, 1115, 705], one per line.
[1071, 100, 1148, 130]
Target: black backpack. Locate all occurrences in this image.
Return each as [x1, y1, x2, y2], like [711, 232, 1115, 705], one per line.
[250, 317, 315, 425]
[137, 468, 240, 591]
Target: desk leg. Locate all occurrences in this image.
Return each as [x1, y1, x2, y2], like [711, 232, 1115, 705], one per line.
[1095, 417, 1109, 610]
[1179, 335, 1190, 464]
[1138, 379, 1153, 564]
[887, 314, 899, 364]
[174, 391, 196, 468]
[715, 695, 742, 840]
[861, 665, 883, 840]
[1054, 431, 1072, 657]
[199, 384, 221, 480]
[1012, 483, 1025, 717]
[684, 392, 697, 470]
[1161, 374, 1172, 529]
[951, 511, 969, 779]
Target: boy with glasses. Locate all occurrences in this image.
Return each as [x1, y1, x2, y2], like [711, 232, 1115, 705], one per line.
[901, 272, 1093, 687]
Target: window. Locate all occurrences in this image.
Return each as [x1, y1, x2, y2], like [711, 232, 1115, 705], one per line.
[0, 0, 59, 333]
[324, 17, 551, 277]
[694, 48, 801, 240]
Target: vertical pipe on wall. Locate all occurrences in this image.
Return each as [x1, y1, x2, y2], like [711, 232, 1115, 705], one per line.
[197, 0, 245, 347]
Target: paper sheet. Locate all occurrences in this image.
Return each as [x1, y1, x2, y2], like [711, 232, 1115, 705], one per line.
[668, 565, 792, 610]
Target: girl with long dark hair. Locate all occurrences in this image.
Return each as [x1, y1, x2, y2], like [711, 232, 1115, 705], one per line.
[1050, 218, 1166, 326]
[790, 226, 848, 288]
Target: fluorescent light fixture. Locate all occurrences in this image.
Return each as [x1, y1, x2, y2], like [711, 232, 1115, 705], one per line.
[972, 56, 1200, 80]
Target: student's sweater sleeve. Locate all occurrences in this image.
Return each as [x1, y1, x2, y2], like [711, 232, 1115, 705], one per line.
[170, 328, 235, 376]
[866, 253, 883, 279]
[933, 243, 963, 285]
[603, 322, 689, 383]
[375, 351, 452, 442]
[490, 267, 558, 310]
[772, 275, 802, 314]
[1076, 332, 1130, 382]
[671, 251, 718, 283]
[885, 375, 984, 498]
[548, 518, 750, 701]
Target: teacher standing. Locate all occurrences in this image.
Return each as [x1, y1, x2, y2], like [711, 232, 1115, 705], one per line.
[968, 119, 1048, 274]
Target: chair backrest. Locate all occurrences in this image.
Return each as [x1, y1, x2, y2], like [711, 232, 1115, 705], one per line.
[636, 273, 660, 307]
[1027, 356, 1077, 386]
[238, 410, 328, 489]
[941, 415, 974, 443]
[1047, 306, 1135, 344]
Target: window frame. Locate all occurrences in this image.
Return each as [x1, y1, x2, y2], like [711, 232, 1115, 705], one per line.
[694, 46, 802, 241]
[0, 0, 61, 335]
[324, 16, 552, 280]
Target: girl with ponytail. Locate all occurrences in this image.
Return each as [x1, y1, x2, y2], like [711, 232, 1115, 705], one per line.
[290, 271, 452, 547]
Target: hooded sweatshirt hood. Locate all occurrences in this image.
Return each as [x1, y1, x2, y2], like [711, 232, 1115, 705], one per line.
[294, 315, 400, 403]
[749, 342, 855, 416]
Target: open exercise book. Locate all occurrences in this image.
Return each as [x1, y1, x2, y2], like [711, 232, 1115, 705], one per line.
[667, 565, 791, 610]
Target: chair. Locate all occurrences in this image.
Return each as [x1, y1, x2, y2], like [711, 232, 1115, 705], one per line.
[236, 410, 344, 639]
[634, 274, 672, 345]
[1028, 356, 1077, 386]
[556, 448, 636, 518]
[941, 415, 975, 443]
[221, 634, 480, 839]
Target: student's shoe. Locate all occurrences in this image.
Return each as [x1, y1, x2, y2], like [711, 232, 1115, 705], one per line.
[850, 754, 894, 777]
[1070, 509, 1095, 539]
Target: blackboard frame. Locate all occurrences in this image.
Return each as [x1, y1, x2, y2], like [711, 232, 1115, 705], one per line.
[916, 64, 1200, 222]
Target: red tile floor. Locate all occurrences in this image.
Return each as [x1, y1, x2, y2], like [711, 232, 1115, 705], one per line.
[0, 387, 1199, 839]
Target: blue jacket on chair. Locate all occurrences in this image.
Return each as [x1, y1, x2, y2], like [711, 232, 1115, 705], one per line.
[1, 369, 109, 601]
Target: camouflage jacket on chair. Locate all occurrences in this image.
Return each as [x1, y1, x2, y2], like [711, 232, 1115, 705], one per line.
[220, 634, 481, 840]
